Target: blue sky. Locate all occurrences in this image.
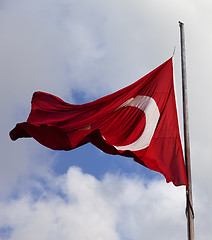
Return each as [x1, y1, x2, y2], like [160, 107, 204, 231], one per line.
[1, 0, 212, 239]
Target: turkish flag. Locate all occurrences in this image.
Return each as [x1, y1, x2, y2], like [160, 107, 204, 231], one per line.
[10, 58, 187, 186]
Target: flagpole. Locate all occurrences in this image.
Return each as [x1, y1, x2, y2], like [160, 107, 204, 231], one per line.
[179, 21, 194, 240]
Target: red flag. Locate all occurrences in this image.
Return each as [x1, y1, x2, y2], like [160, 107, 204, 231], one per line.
[10, 58, 187, 186]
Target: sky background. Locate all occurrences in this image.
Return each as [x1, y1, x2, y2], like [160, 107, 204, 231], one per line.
[0, 0, 212, 239]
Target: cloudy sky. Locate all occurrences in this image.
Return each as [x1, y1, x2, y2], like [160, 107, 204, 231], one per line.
[0, 0, 211, 239]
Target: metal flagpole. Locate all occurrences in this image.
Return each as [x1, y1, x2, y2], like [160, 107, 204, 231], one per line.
[179, 21, 195, 240]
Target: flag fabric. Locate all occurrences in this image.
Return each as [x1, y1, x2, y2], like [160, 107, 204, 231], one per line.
[10, 58, 187, 186]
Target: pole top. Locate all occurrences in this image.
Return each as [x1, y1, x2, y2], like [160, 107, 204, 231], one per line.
[179, 21, 184, 26]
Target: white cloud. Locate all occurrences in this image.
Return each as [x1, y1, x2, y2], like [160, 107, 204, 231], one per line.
[0, 167, 187, 240]
[1, 167, 211, 239]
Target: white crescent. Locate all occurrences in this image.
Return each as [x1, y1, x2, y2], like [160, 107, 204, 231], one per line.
[112, 95, 160, 152]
